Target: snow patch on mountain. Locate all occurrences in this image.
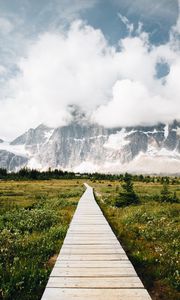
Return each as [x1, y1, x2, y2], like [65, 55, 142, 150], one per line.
[164, 124, 169, 139]
[44, 129, 54, 141]
[73, 161, 99, 173]
[27, 157, 43, 170]
[104, 129, 130, 150]
[176, 127, 180, 136]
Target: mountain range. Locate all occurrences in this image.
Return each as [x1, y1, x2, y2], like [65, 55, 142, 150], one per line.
[0, 116, 180, 174]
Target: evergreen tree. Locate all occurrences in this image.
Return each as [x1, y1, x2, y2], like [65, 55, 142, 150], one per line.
[139, 174, 144, 181]
[0, 168, 7, 179]
[115, 173, 139, 207]
[160, 181, 179, 203]
[160, 182, 171, 202]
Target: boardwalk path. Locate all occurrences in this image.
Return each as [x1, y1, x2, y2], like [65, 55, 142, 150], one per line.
[42, 184, 151, 300]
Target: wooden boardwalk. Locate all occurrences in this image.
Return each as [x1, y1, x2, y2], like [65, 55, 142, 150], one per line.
[41, 184, 151, 300]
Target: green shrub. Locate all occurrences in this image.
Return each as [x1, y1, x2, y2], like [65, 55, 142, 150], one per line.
[160, 183, 179, 203]
[115, 173, 139, 207]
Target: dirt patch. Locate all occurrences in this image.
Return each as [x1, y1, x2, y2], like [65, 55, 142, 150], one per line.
[47, 254, 58, 268]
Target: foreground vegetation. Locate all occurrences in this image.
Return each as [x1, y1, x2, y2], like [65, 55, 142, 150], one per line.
[93, 179, 180, 300]
[0, 174, 179, 300]
[0, 180, 84, 300]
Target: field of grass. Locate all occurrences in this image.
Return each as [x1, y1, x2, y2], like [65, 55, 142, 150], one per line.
[92, 180, 180, 300]
[0, 180, 84, 300]
[0, 178, 179, 300]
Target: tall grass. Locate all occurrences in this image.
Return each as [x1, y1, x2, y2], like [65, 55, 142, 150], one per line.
[0, 180, 84, 300]
[93, 180, 180, 300]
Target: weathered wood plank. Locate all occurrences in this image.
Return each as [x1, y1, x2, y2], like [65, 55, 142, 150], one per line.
[63, 241, 120, 245]
[61, 244, 123, 249]
[63, 238, 118, 243]
[47, 277, 143, 288]
[54, 260, 133, 268]
[57, 254, 129, 261]
[60, 248, 125, 254]
[50, 267, 137, 277]
[42, 288, 151, 300]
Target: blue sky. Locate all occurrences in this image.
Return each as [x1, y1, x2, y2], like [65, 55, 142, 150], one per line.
[83, 0, 179, 44]
[0, 0, 178, 68]
[0, 0, 178, 39]
[0, 0, 180, 139]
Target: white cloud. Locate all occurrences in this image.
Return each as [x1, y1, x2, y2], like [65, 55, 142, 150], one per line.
[54, 0, 97, 22]
[93, 12, 180, 127]
[113, 0, 178, 21]
[0, 17, 14, 34]
[0, 21, 118, 138]
[93, 79, 177, 127]
[0, 15, 180, 140]
[170, 0, 180, 48]
[0, 65, 6, 75]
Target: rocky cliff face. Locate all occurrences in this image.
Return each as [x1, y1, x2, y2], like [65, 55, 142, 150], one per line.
[0, 150, 28, 171]
[0, 120, 180, 174]
[11, 124, 53, 150]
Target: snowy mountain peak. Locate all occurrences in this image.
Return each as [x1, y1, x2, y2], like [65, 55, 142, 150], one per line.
[10, 124, 53, 146]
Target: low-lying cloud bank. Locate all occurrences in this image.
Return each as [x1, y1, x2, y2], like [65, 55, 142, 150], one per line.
[0, 9, 180, 139]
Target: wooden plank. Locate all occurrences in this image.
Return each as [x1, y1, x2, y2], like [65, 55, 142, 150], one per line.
[60, 248, 125, 254]
[64, 237, 118, 240]
[41, 288, 151, 300]
[68, 227, 111, 230]
[68, 225, 110, 229]
[50, 267, 137, 277]
[63, 241, 119, 245]
[63, 237, 118, 242]
[61, 244, 122, 249]
[54, 261, 133, 268]
[68, 229, 112, 232]
[47, 277, 144, 288]
[69, 233, 115, 238]
[57, 254, 129, 261]
[64, 232, 117, 236]
[63, 238, 118, 242]
[65, 233, 116, 236]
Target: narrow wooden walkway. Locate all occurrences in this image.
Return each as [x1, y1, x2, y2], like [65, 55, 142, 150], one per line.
[41, 184, 151, 300]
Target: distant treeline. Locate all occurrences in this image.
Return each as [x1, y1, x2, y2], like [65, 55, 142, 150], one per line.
[0, 168, 179, 183]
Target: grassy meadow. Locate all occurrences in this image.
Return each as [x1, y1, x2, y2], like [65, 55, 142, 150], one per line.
[92, 180, 180, 300]
[0, 177, 179, 300]
[0, 180, 84, 300]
